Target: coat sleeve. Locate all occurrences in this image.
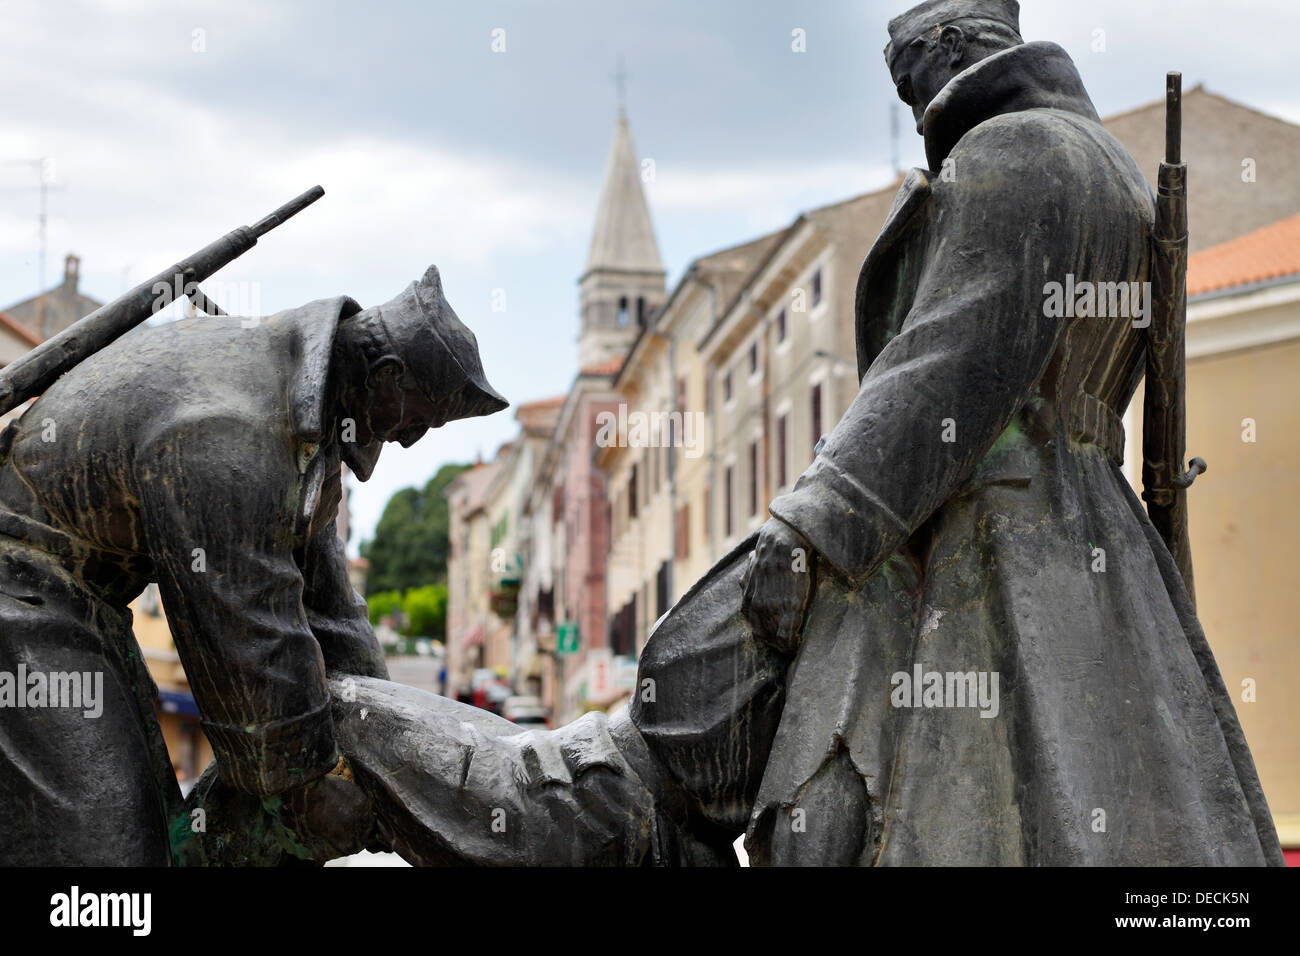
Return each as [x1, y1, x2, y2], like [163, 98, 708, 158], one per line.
[301, 517, 389, 680]
[769, 117, 1085, 582]
[136, 415, 338, 796]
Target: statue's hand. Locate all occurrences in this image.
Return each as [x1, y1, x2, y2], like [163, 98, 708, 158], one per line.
[740, 518, 815, 654]
[268, 755, 375, 862]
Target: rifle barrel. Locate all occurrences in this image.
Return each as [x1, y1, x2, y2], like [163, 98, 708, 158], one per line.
[0, 186, 324, 417]
[251, 185, 325, 239]
[1166, 72, 1182, 165]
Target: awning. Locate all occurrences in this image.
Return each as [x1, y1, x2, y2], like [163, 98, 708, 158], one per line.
[157, 689, 199, 719]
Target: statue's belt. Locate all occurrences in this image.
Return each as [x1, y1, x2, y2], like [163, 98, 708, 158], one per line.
[1065, 391, 1126, 467]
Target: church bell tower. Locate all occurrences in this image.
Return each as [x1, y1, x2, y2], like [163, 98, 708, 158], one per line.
[578, 105, 666, 369]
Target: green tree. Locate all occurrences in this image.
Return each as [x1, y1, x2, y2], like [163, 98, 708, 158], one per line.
[402, 583, 448, 639]
[361, 462, 470, 593]
[366, 589, 404, 627]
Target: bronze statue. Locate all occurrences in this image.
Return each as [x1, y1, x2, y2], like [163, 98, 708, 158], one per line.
[655, 0, 1282, 865]
[636, 0, 1282, 866]
[2, 0, 1283, 867]
[0, 259, 506, 864]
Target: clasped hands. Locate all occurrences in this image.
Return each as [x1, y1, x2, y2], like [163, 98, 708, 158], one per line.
[740, 517, 817, 654]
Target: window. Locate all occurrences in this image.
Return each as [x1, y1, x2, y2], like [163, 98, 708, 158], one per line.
[636, 296, 646, 327]
[776, 308, 787, 343]
[629, 465, 639, 519]
[811, 383, 823, 456]
[656, 561, 671, 620]
[641, 582, 651, 647]
[811, 268, 823, 308]
[675, 505, 690, 560]
[611, 597, 636, 657]
[777, 413, 788, 489]
[724, 466, 734, 537]
[617, 296, 629, 327]
[749, 342, 758, 375]
[723, 370, 733, 404]
[748, 440, 759, 517]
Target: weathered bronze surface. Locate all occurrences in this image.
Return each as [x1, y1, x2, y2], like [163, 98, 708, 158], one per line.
[0, 264, 505, 864]
[0, 0, 1284, 867]
[296, 0, 1280, 867]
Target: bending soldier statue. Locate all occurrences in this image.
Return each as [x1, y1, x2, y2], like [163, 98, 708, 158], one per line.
[0, 264, 507, 864]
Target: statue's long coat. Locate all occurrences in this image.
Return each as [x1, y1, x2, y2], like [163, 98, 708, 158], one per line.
[634, 41, 1283, 866]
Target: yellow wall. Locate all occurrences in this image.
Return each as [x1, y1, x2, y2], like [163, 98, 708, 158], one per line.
[1128, 337, 1300, 829]
[1185, 340, 1300, 822]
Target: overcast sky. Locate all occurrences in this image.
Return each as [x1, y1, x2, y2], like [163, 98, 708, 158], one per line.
[3, 0, 1298, 553]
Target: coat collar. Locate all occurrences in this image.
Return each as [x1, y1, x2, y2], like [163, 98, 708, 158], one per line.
[922, 41, 1100, 170]
[267, 295, 362, 444]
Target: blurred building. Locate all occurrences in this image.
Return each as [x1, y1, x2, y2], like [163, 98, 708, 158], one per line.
[2, 253, 102, 340]
[508, 396, 565, 696]
[0, 311, 43, 429]
[600, 230, 782, 662]
[132, 584, 214, 790]
[450, 106, 667, 721]
[444, 458, 502, 699]
[0, 310, 42, 367]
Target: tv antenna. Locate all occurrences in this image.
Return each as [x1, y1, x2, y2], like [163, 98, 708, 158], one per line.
[3, 157, 64, 294]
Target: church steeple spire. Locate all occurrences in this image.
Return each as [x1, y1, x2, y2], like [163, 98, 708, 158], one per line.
[578, 100, 666, 370]
[583, 109, 664, 278]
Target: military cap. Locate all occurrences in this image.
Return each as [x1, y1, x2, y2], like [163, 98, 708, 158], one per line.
[885, 0, 1021, 67]
[368, 264, 509, 423]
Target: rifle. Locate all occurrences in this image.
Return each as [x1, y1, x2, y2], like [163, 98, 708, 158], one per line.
[1142, 72, 1206, 605]
[0, 185, 325, 418]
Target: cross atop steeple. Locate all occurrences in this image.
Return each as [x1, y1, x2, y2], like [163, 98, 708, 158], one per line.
[610, 56, 630, 111]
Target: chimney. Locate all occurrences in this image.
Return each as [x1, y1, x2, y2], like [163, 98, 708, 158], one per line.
[63, 253, 80, 291]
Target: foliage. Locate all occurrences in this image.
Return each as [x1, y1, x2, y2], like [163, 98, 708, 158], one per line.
[402, 583, 448, 638]
[360, 463, 470, 593]
[366, 589, 403, 627]
[365, 582, 448, 639]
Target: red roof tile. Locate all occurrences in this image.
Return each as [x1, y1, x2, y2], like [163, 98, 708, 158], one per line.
[0, 311, 42, 348]
[1188, 211, 1300, 295]
[580, 357, 624, 377]
[515, 394, 567, 412]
